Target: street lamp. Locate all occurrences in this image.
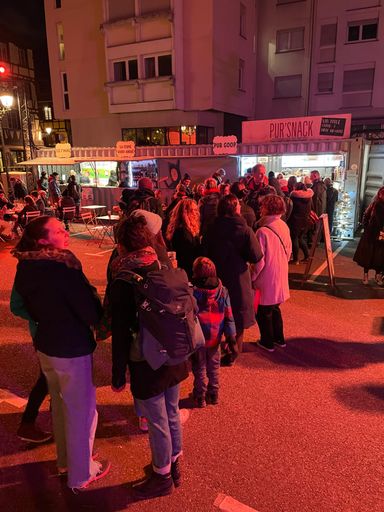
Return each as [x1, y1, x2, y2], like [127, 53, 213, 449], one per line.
[0, 91, 15, 191]
[45, 126, 52, 135]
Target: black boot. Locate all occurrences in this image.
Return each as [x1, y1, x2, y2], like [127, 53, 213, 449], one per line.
[132, 471, 173, 499]
[171, 458, 181, 487]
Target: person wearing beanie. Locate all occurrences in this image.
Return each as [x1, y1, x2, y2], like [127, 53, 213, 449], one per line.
[124, 177, 163, 218]
[230, 181, 256, 230]
[198, 178, 221, 236]
[181, 173, 193, 198]
[212, 168, 226, 185]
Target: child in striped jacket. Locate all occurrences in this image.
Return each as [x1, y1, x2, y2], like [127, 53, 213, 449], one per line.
[191, 257, 236, 408]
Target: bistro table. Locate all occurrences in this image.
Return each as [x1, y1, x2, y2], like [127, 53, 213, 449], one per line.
[81, 205, 106, 223]
[95, 214, 120, 246]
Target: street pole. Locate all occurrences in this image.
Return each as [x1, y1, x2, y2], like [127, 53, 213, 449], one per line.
[0, 113, 11, 193]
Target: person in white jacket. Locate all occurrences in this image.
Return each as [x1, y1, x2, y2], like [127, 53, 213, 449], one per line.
[252, 195, 292, 352]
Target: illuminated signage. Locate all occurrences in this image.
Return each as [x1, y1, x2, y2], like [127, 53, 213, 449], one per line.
[116, 141, 135, 159]
[212, 135, 238, 155]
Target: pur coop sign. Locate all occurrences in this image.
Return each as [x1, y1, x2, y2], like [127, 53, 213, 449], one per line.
[212, 135, 238, 155]
[242, 114, 352, 143]
[116, 140, 135, 159]
[55, 143, 72, 158]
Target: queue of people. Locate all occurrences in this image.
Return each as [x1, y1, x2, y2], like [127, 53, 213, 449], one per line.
[8, 165, 383, 501]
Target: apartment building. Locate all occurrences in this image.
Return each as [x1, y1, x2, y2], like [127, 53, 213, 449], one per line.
[44, 0, 257, 147]
[0, 40, 42, 169]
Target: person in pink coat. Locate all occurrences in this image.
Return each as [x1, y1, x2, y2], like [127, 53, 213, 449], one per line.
[251, 195, 292, 352]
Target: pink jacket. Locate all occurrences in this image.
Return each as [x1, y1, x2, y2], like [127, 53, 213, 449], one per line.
[252, 216, 292, 305]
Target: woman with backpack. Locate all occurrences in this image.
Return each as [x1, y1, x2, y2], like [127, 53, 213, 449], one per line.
[109, 215, 189, 499]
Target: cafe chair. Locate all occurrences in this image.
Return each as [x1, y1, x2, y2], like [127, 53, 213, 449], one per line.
[62, 206, 76, 232]
[25, 211, 41, 223]
[80, 211, 105, 245]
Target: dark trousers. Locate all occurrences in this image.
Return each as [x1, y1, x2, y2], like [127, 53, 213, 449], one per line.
[290, 227, 309, 261]
[256, 304, 284, 349]
[191, 345, 221, 398]
[21, 370, 48, 424]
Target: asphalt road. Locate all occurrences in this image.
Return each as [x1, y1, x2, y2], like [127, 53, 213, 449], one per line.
[0, 232, 383, 512]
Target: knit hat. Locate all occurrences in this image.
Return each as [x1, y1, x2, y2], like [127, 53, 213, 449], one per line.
[138, 177, 153, 190]
[182, 173, 191, 181]
[131, 209, 162, 235]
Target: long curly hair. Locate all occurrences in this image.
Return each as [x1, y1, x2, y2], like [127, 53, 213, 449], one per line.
[166, 198, 200, 240]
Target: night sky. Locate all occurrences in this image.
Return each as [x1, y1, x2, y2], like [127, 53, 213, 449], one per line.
[0, 0, 51, 101]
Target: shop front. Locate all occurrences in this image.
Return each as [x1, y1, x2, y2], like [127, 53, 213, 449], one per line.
[239, 114, 361, 239]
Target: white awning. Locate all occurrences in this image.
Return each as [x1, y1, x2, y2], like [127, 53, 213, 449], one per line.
[16, 157, 77, 166]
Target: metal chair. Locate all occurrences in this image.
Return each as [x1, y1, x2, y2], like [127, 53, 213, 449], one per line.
[62, 206, 76, 232]
[25, 211, 41, 223]
[80, 211, 104, 244]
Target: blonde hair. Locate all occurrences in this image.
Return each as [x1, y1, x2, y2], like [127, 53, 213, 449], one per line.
[166, 198, 200, 240]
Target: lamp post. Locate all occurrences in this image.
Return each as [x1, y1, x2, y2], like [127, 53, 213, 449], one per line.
[0, 91, 14, 192]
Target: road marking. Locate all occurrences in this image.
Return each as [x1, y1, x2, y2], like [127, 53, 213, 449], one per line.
[308, 240, 348, 283]
[214, 494, 259, 512]
[85, 248, 114, 256]
[0, 388, 27, 408]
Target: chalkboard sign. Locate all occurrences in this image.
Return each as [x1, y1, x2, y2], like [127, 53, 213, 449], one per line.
[320, 117, 347, 137]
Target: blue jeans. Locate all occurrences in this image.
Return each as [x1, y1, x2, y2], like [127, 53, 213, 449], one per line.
[135, 384, 182, 474]
[191, 345, 220, 398]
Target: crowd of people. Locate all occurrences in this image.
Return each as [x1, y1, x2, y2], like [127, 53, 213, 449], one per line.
[7, 163, 384, 500]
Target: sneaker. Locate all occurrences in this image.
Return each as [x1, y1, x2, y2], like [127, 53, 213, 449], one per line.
[256, 341, 275, 353]
[274, 340, 287, 348]
[206, 393, 219, 405]
[132, 471, 173, 500]
[171, 458, 181, 488]
[138, 416, 149, 433]
[17, 423, 52, 444]
[362, 275, 369, 285]
[72, 460, 111, 492]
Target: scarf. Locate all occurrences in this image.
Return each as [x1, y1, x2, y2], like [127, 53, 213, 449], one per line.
[110, 246, 159, 280]
[12, 248, 82, 270]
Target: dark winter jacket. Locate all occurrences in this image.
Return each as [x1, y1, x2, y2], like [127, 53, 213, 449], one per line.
[203, 215, 263, 331]
[199, 192, 220, 236]
[326, 185, 338, 217]
[168, 227, 201, 279]
[110, 261, 188, 399]
[268, 177, 284, 197]
[311, 180, 327, 217]
[240, 200, 257, 230]
[353, 201, 384, 271]
[288, 189, 314, 232]
[13, 249, 102, 358]
[193, 277, 236, 348]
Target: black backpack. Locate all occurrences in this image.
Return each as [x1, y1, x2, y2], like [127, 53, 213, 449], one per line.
[126, 195, 153, 215]
[118, 266, 204, 363]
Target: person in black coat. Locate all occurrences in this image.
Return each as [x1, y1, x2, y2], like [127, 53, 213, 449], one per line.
[12, 216, 106, 491]
[230, 181, 257, 230]
[203, 194, 263, 352]
[353, 186, 384, 285]
[288, 183, 314, 264]
[125, 177, 164, 218]
[110, 215, 188, 499]
[310, 170, 327, 217]
[324, 178, 338, 234]
[166, 198, 201, 278]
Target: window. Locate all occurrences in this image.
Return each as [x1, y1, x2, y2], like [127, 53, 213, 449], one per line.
[317, 72, 334, 93]
[238, 59, 245, 90]
[274, 74, 302, 98]
[0, 43, 7, 62]
[55, 0, 61, 7]
[113, 61, 127, 81]
[240, 3, 246, 38]
[342, 67, 375, 107]
[347, 20, 378, 42]
[61, 72, 70, 110]
[128, 59, 138, 79]
[319, 23, 337, 62]
[144, 57, 156, 79]
[276, 27, 304, 52]
[57, 23, 65, 60]
[140, 0, 170, 15]
[44, 106, 53, 121]
[277, 0, 305, 4]
[108, 0, 135, 21]
[158, 54, 172, 76]
[18, 48, 27, 67]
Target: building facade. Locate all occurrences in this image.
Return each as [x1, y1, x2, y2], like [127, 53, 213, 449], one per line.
[44, 0, 257, 147]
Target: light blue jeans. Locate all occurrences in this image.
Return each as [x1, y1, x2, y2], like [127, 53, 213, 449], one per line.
[37, 351, 99, 488]
[135, 384, 182, 474]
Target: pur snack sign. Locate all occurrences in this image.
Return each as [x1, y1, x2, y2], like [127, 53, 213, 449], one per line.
[213, 135, 238, 155]
[242, 114, 351, 143]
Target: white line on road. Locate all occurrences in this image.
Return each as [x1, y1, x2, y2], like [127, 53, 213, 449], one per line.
[0, 388, 27, 408]
[308, 241, 348, 283]
[214, 494, 259, 512]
